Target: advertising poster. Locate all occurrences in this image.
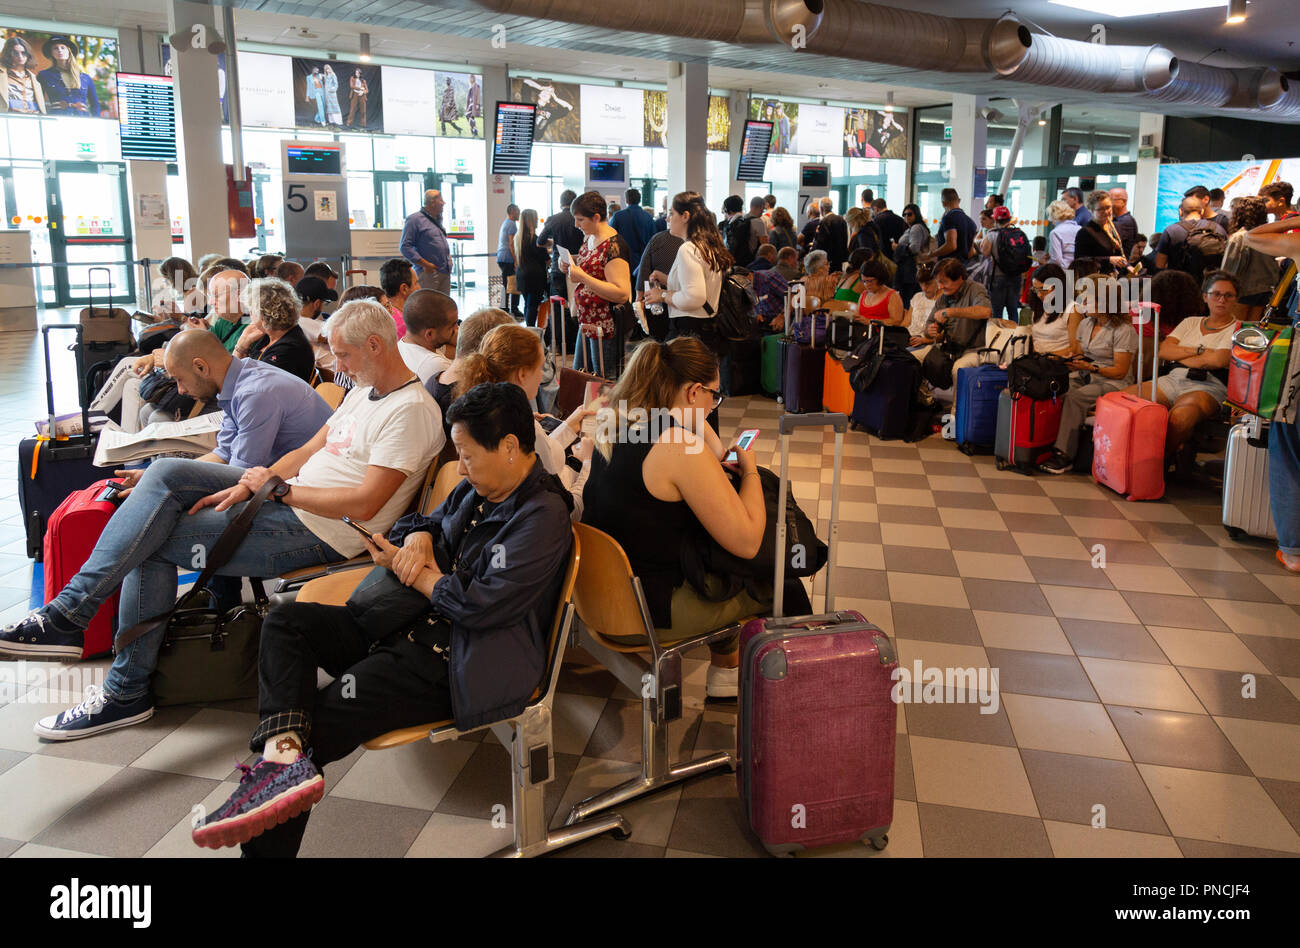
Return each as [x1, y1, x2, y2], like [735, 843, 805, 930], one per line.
[791, 103, 844, 157]
[235, 51, 295, 129]
[0, 25, 118, 119]
[749, 98, 797, 155]
[510, 76, 580, 144]
[433, 71, 484, 138]
[708, 95, 731, 152]
[580, 85, 643, 147]
[1154, 158, 1300, 234]
[293, 57, 383, 132]
[381, 64, 436, 137]
[643, 89, 667, 148]
[844, 107, 907, 159]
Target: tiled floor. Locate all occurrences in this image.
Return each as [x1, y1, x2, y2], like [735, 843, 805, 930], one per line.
[1, 322, 1300, 858]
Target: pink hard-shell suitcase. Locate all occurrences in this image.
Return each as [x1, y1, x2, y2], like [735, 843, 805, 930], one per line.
[1093, 302, 1168, 501]
[737, 412, 898, 855]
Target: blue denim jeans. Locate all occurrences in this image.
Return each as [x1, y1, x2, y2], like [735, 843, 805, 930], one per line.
[1269, 414, 1300, 555]
[989, 275, 1022, 322]
[47, 458, 343, 702]
[573, 333, 617, 379]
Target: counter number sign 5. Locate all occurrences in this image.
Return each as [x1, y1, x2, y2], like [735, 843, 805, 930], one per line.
[286, 184, 308, 214]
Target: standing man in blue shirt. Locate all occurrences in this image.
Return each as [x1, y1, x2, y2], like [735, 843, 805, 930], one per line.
[609, 188, 656, 263]
[401, 190, 452, 295]
[1063, 187, 1092, 227]
[496, 203, 522, 318]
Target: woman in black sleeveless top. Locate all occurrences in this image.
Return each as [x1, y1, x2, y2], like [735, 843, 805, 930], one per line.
[582, 337, 768, 699]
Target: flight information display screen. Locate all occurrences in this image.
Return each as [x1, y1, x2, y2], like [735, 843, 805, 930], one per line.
[492, 102, 537, 175]
[285, 145, 343, 176]
[117, 73, 176, 162]
[737, 120, 774, 182]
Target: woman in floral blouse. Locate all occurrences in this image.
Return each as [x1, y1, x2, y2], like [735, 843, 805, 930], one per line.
[559, 191, 632, 380]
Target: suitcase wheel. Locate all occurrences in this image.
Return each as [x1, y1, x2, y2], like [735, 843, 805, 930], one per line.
[1226, 526, 1245, 541]
[995, 458, 1007, 471]
[868, 834, 888, 851]
[776, 395, 784, 405]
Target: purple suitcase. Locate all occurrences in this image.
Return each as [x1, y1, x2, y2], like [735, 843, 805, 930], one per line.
[737, 412, 898, 854]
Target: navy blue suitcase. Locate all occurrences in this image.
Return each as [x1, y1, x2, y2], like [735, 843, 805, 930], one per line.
[954, 348, 1009, 454]
[850, 350, 920, 440]
[781, 338, 824, 413]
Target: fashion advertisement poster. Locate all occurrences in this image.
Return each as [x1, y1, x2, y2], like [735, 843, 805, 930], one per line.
[644, 92, 732, 151]
[749, 98, 800, 155]
[844, 107, 907, 160]
[0, 26, 118, 118]
[433, 71, 484, 139]
[510, 76, 580, 144]
[293, 57, 383, 132]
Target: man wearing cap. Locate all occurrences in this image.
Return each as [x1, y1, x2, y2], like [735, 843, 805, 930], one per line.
[294, 275, 338, 345]
[979, 205, 1026, 322]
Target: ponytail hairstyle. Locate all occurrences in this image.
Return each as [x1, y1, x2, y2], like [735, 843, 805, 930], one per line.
[673, 191, 733, 275]
[596, 337, 718, 460]
[453, 323, 544, 399]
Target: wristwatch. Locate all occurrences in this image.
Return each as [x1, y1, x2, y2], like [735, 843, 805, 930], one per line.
[270, 481, 291, 503]
[1195, 344, 1205, 355]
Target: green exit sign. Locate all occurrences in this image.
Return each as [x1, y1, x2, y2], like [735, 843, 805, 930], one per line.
[77, 142, 94, 155]
[943, 126, 952, 141]
[396, 155, 407, 166]
[456, 158, 465, 169]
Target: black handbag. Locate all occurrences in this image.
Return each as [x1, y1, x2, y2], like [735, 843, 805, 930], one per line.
[1008, 350, 1071, 400]
[679, 466, 827, 604]
[921, 344, 957, 389]
[114, 477, 281, 706]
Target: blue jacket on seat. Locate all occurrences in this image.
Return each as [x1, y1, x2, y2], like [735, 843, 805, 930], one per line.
[387, 459, 574, 730]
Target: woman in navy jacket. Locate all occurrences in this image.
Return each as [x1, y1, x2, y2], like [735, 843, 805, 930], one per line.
[195, 382, 574, 855]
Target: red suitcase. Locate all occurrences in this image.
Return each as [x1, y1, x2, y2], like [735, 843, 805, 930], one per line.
[737, 412, 898, 855]
[42, 478, 127, 659]
[1093, 303, 1167, 501]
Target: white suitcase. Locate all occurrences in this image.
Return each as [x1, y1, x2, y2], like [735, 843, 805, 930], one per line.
[1222, 416, 1276, 541]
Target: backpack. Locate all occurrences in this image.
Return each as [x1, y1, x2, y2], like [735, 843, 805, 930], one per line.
[709, 266, 760, 341]
[725, 215, 758, 267]
[994, 227, 1032, 276]
[1171, 220, 1227, 280]
[751, 268, 789, 321]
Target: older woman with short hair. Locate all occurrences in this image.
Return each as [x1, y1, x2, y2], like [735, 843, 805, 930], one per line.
[802, 249, 838, 308]
[1048, 199, 1081, 269]
[236, 277, 317, 382]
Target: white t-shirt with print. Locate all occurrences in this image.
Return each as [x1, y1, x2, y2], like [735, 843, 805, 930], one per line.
[290, 380, 444, 557]
[908, 292, 936, 338]
[1168, 316, 1237, 352]
[398, 338, 452, 386]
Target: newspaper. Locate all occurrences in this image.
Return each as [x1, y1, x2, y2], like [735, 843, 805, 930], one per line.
[92, 413, 225, 467]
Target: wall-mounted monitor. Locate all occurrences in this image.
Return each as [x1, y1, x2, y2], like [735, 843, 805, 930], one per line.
[800, 163, 831, 188]
[283, 143, 344, 177]
[737, 120, 775, 183]
[117, 73, 176, 162]
[585, 154, 629, 190]
[492, 102, 537, 175]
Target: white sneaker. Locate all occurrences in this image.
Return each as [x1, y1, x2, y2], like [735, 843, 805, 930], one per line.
[705, 664, 739, 699]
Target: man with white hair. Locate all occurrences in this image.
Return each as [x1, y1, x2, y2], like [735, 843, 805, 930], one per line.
[812, 196, 849, 272]
[0, 300, 444, 741]
[400, 189, 452, 295]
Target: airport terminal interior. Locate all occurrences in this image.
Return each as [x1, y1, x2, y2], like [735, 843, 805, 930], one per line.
[0, 0, 1298, 860]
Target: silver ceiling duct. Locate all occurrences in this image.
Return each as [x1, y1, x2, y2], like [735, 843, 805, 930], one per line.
[465, 0, 1295, 120]
[466, 0, 825, 46]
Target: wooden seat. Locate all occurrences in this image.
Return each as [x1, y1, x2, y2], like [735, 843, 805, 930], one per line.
[563, 523, 743, 828]
[314, 381, 345, 410]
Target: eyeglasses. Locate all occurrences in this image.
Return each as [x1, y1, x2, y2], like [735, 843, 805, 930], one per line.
[701, 386, 725, 410]
[1207, 291, 1238, 300]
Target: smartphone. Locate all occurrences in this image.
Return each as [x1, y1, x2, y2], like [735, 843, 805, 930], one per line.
[340, 515, 373, 541]
[725, 428, 760, 464]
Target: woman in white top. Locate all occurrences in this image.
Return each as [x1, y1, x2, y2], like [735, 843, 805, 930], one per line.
[644, 190, 732, 352]
[905, 263, 940, 347]
[1027, 263, 1076, 357]
[1047, 200, 1081, 269]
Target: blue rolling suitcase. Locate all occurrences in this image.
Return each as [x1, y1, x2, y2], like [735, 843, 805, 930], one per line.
[954, 344, 1014, 455]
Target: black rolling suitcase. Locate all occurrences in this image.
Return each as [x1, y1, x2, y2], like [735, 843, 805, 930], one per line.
[721, 335, 763, 397]
[781, 337, 825, 413]
[18, 324, 108, 560]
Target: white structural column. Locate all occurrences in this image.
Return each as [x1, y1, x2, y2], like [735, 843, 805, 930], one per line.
[168, 0, 228, 259]
[726, 90, 749, 199]
[1133, 112, 1165, 237]
[666, 61, 708, 199]
[949, 93, 989, 209]
[481, 65, 512, 254]
[119, 29, 172, 308]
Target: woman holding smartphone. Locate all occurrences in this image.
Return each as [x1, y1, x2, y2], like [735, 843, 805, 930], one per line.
[643, 191, 732, 357]
[583, 337, 767, 699]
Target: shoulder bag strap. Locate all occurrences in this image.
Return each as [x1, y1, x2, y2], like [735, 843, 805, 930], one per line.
[113, 475, 284, 651]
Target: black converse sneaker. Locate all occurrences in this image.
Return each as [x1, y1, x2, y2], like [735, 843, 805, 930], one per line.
[0, 609, 84, 659]
[33, 685, 155, 741]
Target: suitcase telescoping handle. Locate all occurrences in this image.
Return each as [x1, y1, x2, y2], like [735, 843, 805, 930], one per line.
[42, 323, 90, 445]
[1130, 301, 1161, 400]
[773, 412, 848, 619]
[88, 266, 113, 315]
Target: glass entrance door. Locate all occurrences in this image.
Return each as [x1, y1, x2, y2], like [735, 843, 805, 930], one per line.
[45, 160, 134, 307]
[2, 165, 58, 305]
[374, 171, 423, 230]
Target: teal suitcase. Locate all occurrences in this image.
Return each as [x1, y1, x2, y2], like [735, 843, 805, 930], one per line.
[761, 332, 784, 398]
